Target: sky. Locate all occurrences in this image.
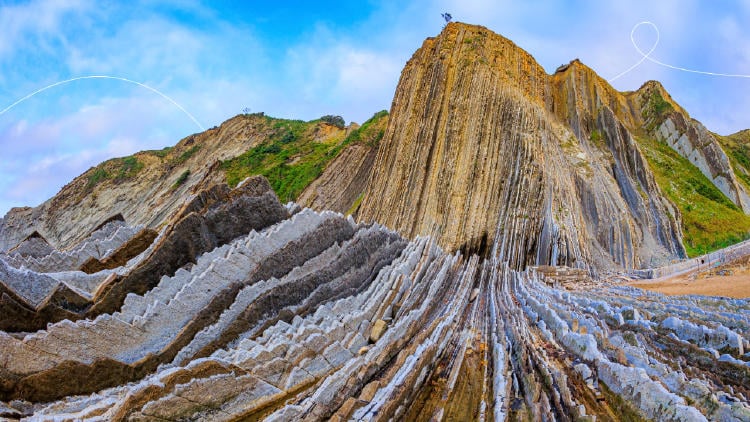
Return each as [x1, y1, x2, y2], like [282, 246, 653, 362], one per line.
[1, 0, 749, 216]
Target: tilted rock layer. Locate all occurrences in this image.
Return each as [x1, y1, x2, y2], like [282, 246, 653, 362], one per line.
[0, 176, 287, 332]
[0, 188, 748, 420]
[358, 23, 750, 271]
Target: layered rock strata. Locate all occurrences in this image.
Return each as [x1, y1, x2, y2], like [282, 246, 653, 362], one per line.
[1, 221, 144, 273]
[0, 176, 287, 332]
[297, 143, 378, 215]
[2, 21, 750, 422]
[1, 204, 747, 420]
[358, 23, 692, 272]
[655, 109, 750, 212]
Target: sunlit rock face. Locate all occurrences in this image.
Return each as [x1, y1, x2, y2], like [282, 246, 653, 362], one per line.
[358, 23, 693, 272]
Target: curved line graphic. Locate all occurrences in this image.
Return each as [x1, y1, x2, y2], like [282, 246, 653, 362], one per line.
[609, 21, 750, 82]
[0, 75, 205, 131]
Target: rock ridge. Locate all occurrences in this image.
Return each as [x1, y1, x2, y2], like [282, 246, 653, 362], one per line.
[358, 22, 687, 272]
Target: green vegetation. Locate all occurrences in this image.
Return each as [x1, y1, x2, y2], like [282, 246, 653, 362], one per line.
[599, 382, 648, 422]
[320, 115, 345, 129]
[222, 111, 388, 202]
[637, 135, 750, 256]
[172, 170, 190, 189]
[346, 193, 365, 216]
[560, 135, 577, 150]
[115, 156, 144, 181]
[145, 146, 173, 158]
[622, 331, 638, 347]
[174, 145, 201, 164]
[645, 89, 674, 117]
[87, 168, 110, 189]
[649, 92, 673, 116]
[716, 131, 750, 190]
[86, 155, 144, 189]
[589, 129, 604, 147]
[641, 89, 674, 130]
[344, 110, 388, 146]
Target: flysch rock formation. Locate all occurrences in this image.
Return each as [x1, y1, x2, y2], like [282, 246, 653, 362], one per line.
[655, 105, 750, 212]
[0, 181, 748, 420]
[0, 176, 288, 332]
[358, 23, 715, 272]
[297, 143, 377, 215]
[1, 22, 750, 421]
[298, 112, 389, 215]
[2, 220, 145, 273]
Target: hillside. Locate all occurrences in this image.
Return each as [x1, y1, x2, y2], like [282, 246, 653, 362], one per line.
[0, 111, 388, 252]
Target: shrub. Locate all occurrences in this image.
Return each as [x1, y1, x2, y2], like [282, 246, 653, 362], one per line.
[87, 168, 110, 188]
[114, 156, 144, 181]
[342, 110, 388, 146]
[279, 131, 296, 144]
[172, 170, 190, 189]
[320, 115, 345, 128]
[261, 143, 282, 154]
[147, 147, 172, 158]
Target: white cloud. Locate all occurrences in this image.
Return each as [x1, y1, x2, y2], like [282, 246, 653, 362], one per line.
[0, 0, 90, 57]
[283, 38, 402, 123]
[0, 91, 197, 212]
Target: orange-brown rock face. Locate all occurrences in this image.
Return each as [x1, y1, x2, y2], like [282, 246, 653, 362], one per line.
[359, 23, 686, 271]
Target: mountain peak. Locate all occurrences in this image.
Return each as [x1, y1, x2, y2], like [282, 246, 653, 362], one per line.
[359, 22, 688, 270]
[635, 79, 687, 118]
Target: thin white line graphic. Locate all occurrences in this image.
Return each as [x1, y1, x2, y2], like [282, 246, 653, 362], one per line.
[609, 21, 750, 82]
[0, 75, 205, 131]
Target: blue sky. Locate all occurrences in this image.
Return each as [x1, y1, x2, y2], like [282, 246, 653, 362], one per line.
[1, 0, 749, 216]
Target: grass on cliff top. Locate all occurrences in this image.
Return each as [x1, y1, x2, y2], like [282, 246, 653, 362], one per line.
[637, 135, 750, 256]
[221, 110, 388, 202]
[640, 88, 675, 132]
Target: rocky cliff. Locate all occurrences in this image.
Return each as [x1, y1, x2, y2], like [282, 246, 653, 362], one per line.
[1, 176, 748, 420]
[3, 25, 749, 269]
[297, 111, 388, 214]
[0, 176, 288, 332]
[357, 23, 688, 272]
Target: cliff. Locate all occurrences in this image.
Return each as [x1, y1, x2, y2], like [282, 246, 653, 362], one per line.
[358, 23, 687, 271]
[3, 23, 748, 271]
